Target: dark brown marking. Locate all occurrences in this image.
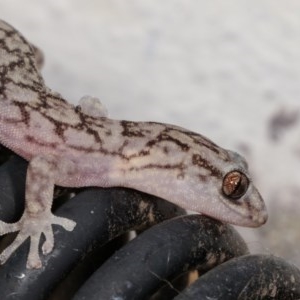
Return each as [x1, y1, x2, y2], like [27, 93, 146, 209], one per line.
[192, 153, 222, 178]
[121, 120, 146, 137]
[181, 129, 224, 157]
[25, 135, 58, 149]
[146, 131, 190, 152]
[128, 162, 185, 172]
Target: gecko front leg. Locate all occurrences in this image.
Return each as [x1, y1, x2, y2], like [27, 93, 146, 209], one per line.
[0, 155, 77, 269]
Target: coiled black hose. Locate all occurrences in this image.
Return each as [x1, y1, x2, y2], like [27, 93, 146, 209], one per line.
[0, 153, 299, 300]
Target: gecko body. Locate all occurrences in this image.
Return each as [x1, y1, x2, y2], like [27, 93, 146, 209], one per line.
[0, 20, 267, 269]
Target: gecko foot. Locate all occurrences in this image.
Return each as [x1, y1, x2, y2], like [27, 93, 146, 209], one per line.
[0, 212, 76, 269]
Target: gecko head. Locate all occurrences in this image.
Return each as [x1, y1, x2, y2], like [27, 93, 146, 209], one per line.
[185, 150, 268, 228]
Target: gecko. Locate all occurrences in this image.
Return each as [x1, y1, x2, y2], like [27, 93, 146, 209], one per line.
[0, 20, 267, 269]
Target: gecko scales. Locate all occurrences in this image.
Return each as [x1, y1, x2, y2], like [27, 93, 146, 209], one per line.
[0, 20, 267, 269]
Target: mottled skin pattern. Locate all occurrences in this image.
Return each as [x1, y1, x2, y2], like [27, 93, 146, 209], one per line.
[0, 20, 267, 269]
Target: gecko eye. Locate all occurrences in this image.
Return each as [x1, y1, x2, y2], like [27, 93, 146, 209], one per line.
[222, 171, 249, 199]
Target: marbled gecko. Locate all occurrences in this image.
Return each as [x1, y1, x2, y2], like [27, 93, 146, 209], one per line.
[0, 20, 267, 269]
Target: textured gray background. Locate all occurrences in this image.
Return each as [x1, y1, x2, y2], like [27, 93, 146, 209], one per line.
[1, 1, 300, 266]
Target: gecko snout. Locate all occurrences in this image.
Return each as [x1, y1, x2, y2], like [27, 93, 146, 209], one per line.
[252, 208, 268, 226]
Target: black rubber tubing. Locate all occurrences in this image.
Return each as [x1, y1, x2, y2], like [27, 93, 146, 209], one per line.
[0, 155, 27, 221]
[0, 155, 184, 299]
[174, 254, 300, 300]
[73, 214, 249, 300]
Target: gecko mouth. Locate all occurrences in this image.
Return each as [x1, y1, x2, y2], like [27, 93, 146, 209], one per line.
[219, 207, 268, 228]
[231, 197, 268, 227]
